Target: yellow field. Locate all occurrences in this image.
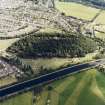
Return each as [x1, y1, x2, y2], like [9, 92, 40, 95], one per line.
[0, 38, 19, 51]
[0, 75, 17, 87]
[22, 52, 96, 73]
[22, 58, 74, 73]
[93, 11, 105, 33]
[94, 11, 105, 24]
[55, 1, 100, 20]
[95, 32, 105, 39]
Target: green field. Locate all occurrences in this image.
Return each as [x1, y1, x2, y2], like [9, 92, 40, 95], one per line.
[0, 92, 33, 105]
[1, 69, 105, 105]
[93, 11, 105, 33]
[55, 1, 100, 20]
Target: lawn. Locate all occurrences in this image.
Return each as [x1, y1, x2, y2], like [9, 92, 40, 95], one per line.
[55, 1, 100, 20]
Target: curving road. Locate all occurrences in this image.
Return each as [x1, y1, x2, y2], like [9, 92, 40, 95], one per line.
[0, 59, 105, 99]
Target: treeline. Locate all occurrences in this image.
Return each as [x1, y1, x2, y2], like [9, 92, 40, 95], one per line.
[7, 33, 97, 58]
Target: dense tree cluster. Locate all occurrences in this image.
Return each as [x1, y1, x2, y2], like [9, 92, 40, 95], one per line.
[3, 56, 33, 80]
[7, 33, 97, 58]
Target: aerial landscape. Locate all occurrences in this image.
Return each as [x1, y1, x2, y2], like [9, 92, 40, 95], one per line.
[0, 0, 105, 105]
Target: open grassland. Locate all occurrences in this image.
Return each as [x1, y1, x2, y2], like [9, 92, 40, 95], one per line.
[0, 75, 16, 87]
[86, 10, 105, 34]
[0, 92, 33, 105]
[22, 58, 74, 73]
[94, 11, 105, 24]
[0, 38, 19, 51]
[93, 11, 105, 33]
[1, 69, 105, 105]
[55, 1, 100, 20]
[22, 52, 97, 73]
[95, 32, 105, 39]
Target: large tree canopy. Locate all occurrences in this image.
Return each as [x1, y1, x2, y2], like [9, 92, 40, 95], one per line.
[7, 33, 97, 58]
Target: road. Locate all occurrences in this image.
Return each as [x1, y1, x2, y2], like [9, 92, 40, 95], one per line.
[0, 59, 105, 99]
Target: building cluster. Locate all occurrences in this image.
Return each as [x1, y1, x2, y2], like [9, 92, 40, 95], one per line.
[0, 59, 21, 79]
[0, 0, 74, 38]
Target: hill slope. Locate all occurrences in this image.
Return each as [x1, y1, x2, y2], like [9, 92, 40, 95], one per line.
[7, 33, 97, 58]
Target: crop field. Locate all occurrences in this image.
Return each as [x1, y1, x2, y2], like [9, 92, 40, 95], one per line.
[55, 1, 100, 20]
[1, 69, 105, 105]
[0, 92, 33, 105]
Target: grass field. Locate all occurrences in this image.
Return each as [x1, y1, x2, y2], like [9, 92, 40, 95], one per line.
[0, 38, 19, 51]
[55, 1, 100, 20]
[36, 69, 105, 105]
[94, 11, 105, 24]
[95, 32, 105, 39]
[22, 58, 74, 73]
[0, 92, 33, 105]
[93, 11, 105, 33]
[39, 27, 62, 33]
[0, 75, 16, 87]
[22, 52, 96, 73]
[1, 69, 105, 105]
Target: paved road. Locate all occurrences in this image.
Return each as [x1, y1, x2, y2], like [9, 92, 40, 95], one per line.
[0, 59, 105, 99]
